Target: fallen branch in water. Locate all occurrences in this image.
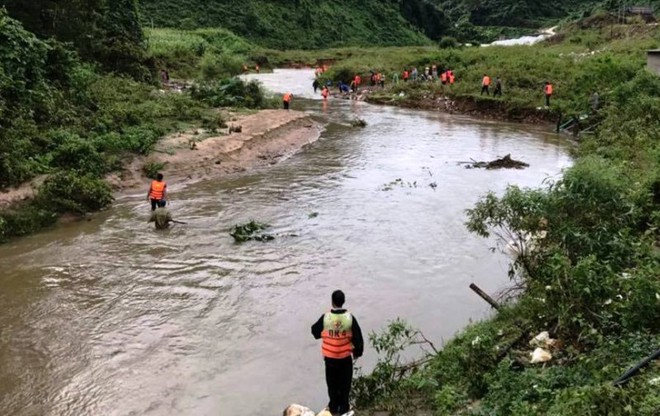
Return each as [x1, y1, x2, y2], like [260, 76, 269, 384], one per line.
[229, 220, 275, 242]
[459, 154, 529, 170]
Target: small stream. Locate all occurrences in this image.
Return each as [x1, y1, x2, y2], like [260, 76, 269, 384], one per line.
[0, 69, 571, 415]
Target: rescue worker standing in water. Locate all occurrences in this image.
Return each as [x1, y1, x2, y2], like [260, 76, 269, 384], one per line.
[147, 173, 167, 211]
[312, 290, 364, 416]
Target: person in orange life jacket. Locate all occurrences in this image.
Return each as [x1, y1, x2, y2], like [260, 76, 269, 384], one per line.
[448, 70, 455, 85]
[146, 173, 167, 211]
[403, 69, 409, 82]
[283, 92, 293, 110]
[544, 81, 553, 106]
[481, 74, 491, 96]
[311, 290, 364, 416]
[322, 86, 329, 100]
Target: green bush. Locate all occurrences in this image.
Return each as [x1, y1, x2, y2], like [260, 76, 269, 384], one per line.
[190, 77, 270, 109]
[200, 52, 244, 80]
[0, 204, 58, 242]
[142, 161, 167, 179]
[50, 131, 107, 176]
[37, 171, 113, 214]
[439, 36, 459, 49]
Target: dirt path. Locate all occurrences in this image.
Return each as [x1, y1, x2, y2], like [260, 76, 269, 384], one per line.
[107, 109, 323, 194]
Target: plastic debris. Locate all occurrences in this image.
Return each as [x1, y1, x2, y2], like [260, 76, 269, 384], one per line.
[282, 404, 315, 416]
[530, 331, 559, 349]
[530, 347, 552, 363]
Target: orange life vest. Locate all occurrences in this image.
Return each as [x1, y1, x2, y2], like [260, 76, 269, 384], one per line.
[441, 72, 447, 82]
[403, 71, 409, 79]
[322, 88, 329, 98]
[483, 76, 490, 86]
[321, 311, 353, 359]
[545, 84, 553, 95]
[449, 73, 455, 84]
[283, 93, 292, 102]
[149, 180, 166, 200]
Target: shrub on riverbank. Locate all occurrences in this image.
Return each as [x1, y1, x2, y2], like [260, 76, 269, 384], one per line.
[146, 28, 254, 79]
[190, 78, 277, 109]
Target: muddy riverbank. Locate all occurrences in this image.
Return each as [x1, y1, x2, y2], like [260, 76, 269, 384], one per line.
[348, 87, 560, 125]
[108, 109, 323, 194]
[0, 109, 323, 211]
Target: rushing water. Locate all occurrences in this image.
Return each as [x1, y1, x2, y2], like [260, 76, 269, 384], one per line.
[0, 69, 571, 416]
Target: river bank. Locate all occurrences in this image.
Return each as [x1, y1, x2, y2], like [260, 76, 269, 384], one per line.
[359, 87, 559, 125]
[107, 109, 322, 194]
[341, 34, 660, 416]
[0, 109, 322, 211]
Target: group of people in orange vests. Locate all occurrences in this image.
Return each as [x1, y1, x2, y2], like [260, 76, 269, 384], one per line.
[481, 74, 553, 105]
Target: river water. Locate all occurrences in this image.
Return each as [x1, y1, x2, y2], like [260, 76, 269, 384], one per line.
[0, 69, 571, 416]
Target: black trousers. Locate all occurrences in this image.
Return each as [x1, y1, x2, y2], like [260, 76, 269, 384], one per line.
[325, 357, 353, 414]
[283, 101, 289, 110]
[545, 94, 551, 106]
[481, 85, 489, 95]
[150, 198, 161, 211]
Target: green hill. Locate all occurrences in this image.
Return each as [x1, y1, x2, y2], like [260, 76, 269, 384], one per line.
[138, 0, 445, 49]
[139, 0, 660, 47]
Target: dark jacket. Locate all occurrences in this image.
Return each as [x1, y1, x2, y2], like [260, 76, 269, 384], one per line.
[311, 308, 364, 359]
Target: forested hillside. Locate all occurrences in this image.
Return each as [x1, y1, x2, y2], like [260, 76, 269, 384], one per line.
[137, 0, 640, 47]
[2, 0, 154, 80]
[138, 0, 443, 48]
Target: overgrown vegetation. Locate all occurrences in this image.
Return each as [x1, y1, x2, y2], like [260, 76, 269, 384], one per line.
[320, 22, 658, 118]
[352, 20, 660, 416]
[229, 220, 274, 242]
[0, 10, 273, 242]
[138, 0, 637, 47]
[139, 0, 435, 49]
[146, 27, 254, 79]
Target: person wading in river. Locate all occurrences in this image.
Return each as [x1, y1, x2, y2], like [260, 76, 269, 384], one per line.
[311, 290, 364, 416]
[283, 92, 293, 110]
[147, 173, 167, 211]
[149, 200, 174, 229]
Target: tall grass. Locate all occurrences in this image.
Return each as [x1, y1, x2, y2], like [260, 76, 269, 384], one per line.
[146, 28, 255, 79]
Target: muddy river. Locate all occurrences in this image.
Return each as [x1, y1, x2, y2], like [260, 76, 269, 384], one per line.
[0, 69, 571, 415]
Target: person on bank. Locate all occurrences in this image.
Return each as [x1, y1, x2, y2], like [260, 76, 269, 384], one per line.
[481, 74, 490, 96]
[311, 290, 364, 416]
[149, 200, 173, 229]
[493, 77, 502, 97]
[544, 81, 553, 106]
[147, 173, 167, 211]
[283, 92, 293, 110]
